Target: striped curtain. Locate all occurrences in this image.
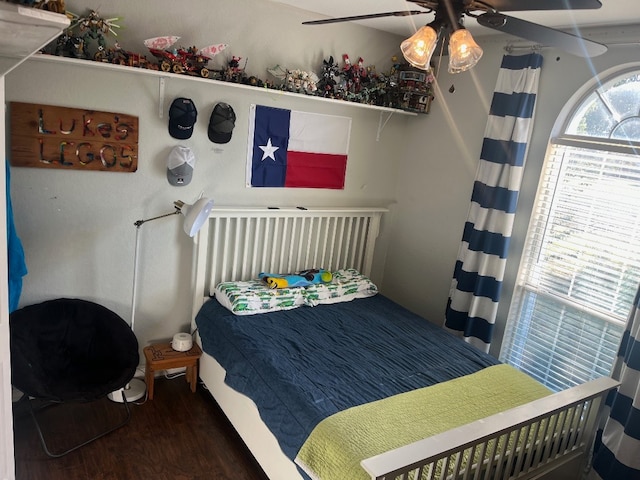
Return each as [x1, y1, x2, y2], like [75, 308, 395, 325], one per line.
[444, 53, 543, 353]
[589, 286, 640, 480]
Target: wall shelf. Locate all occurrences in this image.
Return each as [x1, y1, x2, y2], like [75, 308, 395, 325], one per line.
[0, 4, 69, 77]
[28, 54, 418, 121]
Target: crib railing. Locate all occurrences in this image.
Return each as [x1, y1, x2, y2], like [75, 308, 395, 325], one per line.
[361, 376, 619, 480]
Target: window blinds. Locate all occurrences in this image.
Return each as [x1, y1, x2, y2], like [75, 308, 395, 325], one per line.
[501, 143, 640, 392]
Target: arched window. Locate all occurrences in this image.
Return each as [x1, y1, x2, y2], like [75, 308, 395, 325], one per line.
[500, 69, 640, 392]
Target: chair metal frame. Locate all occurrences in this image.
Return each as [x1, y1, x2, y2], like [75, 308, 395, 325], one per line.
[21, 389, 132, 457]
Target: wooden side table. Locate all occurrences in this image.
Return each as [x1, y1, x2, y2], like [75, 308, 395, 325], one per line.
[143, 342, 202, 400]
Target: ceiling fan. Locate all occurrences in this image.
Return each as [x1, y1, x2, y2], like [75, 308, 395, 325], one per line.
[302, 0, 608, 74]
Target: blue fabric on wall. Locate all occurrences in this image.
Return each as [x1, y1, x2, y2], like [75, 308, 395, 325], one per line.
[6, 162, 27, 312]
[444, 53, 542, 353]
[590, 285, 640, 479]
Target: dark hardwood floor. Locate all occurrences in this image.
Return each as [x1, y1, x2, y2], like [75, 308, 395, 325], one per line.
[12, 376, 269, 480]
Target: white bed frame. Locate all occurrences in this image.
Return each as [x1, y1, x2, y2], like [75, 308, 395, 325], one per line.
[190, 206, 619, 480]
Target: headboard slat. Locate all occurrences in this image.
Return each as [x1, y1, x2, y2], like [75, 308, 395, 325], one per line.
[191, 206, 388, 323]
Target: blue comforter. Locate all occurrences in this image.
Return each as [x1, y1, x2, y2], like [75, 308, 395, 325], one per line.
[195, 294, 499, 461]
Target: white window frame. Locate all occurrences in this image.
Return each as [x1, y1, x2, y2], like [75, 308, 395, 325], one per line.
[500, 67, 640, 392]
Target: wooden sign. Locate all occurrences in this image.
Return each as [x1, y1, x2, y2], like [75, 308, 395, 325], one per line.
[9, 102, 139, 172]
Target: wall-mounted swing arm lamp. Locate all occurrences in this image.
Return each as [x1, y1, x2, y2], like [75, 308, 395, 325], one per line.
[108, 197, 214, 403]
[134, 198, 214, 236]
[401, 17, 483, 74]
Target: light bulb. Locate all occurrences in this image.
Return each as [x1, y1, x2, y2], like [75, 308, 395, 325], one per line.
[448, 28, 483, 74]
[401, 25, 438, 71]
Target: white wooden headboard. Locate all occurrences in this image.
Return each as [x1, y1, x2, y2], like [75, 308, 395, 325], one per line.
[190, 206, 388, 321]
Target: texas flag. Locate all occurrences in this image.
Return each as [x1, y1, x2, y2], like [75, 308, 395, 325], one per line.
[246, 105, 351, 189]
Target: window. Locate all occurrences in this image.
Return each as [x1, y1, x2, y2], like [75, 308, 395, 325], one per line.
[500, 70, 640, 392]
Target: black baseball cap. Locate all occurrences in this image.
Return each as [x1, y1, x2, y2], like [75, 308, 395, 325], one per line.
[208, 102, 236, 144]
[168, 98, 197, 139]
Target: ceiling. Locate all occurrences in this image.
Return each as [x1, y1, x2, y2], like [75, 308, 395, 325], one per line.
[277, 0, 637, 38]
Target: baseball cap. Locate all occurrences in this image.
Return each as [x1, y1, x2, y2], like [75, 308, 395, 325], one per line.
[166, 145, 195, 186]
[168, 98, 197, 139]
[208, 102, 236, 143]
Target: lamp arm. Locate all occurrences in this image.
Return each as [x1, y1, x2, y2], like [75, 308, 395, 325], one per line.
[133, 208, 181, 228]
[129, 198, 211, 331]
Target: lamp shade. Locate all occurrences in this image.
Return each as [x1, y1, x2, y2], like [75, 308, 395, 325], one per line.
[448, 28, 483, 74]
[180, 197, 214, 237]
[401, 25, 438, 70]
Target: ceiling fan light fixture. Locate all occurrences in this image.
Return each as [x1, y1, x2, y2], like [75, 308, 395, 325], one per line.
[400, 24, 438, 70]
[447, 28, 483, 74]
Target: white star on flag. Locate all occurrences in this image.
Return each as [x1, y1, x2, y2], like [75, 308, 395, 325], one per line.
[259, 138, 279, 161]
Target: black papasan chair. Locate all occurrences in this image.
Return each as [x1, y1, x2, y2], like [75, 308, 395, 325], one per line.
[10, 298, 139, 457]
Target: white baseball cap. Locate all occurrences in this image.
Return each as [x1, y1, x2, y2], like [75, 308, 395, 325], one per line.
[167, 145, 195, 186]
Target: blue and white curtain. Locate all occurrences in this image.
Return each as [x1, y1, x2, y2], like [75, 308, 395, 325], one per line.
[444, 53, 543, 353]
[589, 286, 640, 480]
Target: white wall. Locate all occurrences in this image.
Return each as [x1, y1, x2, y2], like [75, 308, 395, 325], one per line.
[6, 0, 407, 356]
[380, 24, 640, 358]
[8, 0, 640, 363]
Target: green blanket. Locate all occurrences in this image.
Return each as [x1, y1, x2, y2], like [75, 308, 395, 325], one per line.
[295, 364, 551, 480]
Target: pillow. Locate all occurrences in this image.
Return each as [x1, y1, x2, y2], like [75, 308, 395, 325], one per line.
[302, 269, 378, 306]
[214, 280, 305, 315]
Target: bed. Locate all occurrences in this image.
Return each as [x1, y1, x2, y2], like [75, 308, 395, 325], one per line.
[189, 206, 619, 480]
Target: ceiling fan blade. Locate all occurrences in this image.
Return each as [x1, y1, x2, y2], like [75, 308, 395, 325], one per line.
[479, 0, 602, 12]
[476, 12, 607, 58]
[302, 10, 427, 25]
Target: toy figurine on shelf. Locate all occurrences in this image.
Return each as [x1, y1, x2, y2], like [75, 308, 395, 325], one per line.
[242, 75, 264, 88]
[53, 30, 84, 58]
[266, 64, 286, 81]
[222, 56, 245, 82]
[95, 42, 157, 70]
[289, 69, 318, 94]
[317, 56, 340, 98]
[267, 65, 318, 95]
[341, 54, 368, 94]
[33, 0, 66, 12]
[69, 9, 122, 60]
[144, 36, 227, 78]
[395, 63, 435, 114]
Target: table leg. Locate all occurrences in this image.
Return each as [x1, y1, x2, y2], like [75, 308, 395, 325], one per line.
[146, 365, 155, 400]
[187, 365, 197, 392]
